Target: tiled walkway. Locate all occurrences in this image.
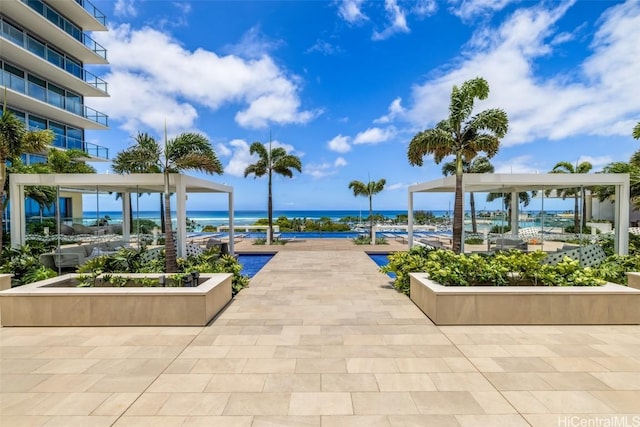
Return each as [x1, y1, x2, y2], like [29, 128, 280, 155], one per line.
[1, 247, 640, 426]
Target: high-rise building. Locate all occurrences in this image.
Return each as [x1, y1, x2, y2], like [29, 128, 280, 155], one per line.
[1, 0, 109, 221]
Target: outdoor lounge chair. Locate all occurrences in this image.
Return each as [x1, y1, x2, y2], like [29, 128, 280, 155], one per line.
[489, 237, 527, 252]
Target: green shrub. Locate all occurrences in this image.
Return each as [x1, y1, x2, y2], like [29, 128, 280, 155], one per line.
[594, 254, 640, 285]
[464, 237, 484, 244]
[380, 246, 435, 294]
[0, 244, 57, 287]
[353, 235, 387, 245]
[489, 225, 511, 233]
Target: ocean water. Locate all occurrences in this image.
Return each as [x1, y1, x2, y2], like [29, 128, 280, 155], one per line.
[82, 210, 445, 229]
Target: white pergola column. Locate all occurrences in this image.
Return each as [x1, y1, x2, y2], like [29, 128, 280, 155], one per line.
[228, 191, 235, 255]
[616, 181, 630, 255]
[175, 175, 187, 258]
[122, 191, 131, 243]
[9, 179, 24, 247]
[408, 190, 414, 250]
[510, 192, 519, 236]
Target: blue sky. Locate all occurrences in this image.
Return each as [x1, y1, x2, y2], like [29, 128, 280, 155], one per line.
[85, 0, 640, 213]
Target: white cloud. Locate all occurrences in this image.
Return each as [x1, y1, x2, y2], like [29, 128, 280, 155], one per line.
[493, 155, 541, 174]
[327, 134, 351, 153]
[353, 127, 396, 144]
[216, 143, 232, 157]
[374, 97, 405, 123]
[577, 155, 613, 170]
[114, 0, 137, 18]
[449, 0, 517, 21]
[414, 0, 438, 17]
[338, 0, 368, 23]
[402, 1, 640, 147]
[334, 157, 348, 167]
[223, 139, 253, 177]
[373, 0, 410, 41]
[306, 39, 343, 55]
[387, 182, 409, 191]
[92, 24, 317, 133]
[306, 157, 347, 178]
[223, 26, 283, 59]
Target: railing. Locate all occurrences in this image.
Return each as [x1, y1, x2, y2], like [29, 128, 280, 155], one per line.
[22, 0, 107, 60]
[74, 0, 107, 26]
[49, 132, 109, 159]
[1, 69, 109, 127]
[0, 19, 108, 93]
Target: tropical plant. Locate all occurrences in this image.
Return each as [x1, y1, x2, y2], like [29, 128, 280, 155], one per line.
[380, 245, 436, 294]
[634, 121, 640, 140]
[486, 191, 532, 226]
[0, 106, 54, 253]
[550, 161, 593, 231]
[348, 178, 386, 242]
[408, 77, 508, 253]
[244, 140, 302, 243]
[0, 244, 57, 287]
[442, 156, 494, 233]
[594, 161, 640, 208]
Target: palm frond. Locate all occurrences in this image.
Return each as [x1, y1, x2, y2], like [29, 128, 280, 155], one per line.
[633, 121, 640, 140]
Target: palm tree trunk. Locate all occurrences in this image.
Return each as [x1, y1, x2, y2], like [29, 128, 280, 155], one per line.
[164, 173, 177, 273]
[452, 161, 464, 254]
[369, 196, 374, 244]
[470, 192, 477, 234]
[268, 170, 273, 244]
[159, 194, 165, 233]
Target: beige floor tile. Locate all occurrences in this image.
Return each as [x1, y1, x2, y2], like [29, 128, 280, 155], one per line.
[456, 345, 512, 358]
[591, 372, 640, 389]
[43, 392, 111, 415]
[388, 414, 459, 426]
[163, 359, 198, 374]
[429, 373, 495, 391]
[0, 374, 51, 392]
[484, 373, 553, 391]
[91, 392, 140, 416]
[295, 358, 347, 374]
[0, 415, 49, 427]
[191, 358, 247, 374]
[252, 415, 319, 426]
[321, 373, 379, 392]
[243, 359, 296, 374]
[351, 392, 418, 415]
[393, 357, 451, 373]
[178, 346, 231, 358]
[590, 390, 640, 413]
[346, 358, 398, 373]
[455, 414, 529, 426]
[87, 375, 157, 392]
[263, 374, 321, 392]
[443, 357, 477, 372]
[33, 359, 99, 374]
[41, 415, 117, 426]
[124, 393, 170, 416]
[410, 391, 484, 415]
[501, 391, 550, 414]
[223, 392, 291, 415]
[469, 391, 517, 414]
[112, 415, 186, 426]
[537, 372, 611, 390]
[30, 374, 105, 392]
[182, 415, 253, 426]
[156, 392, 230, 415]
[524, 414, 634, 427]
[410, 345, 463, 358]
[227, 346, 276, 358]
[375, 373, 436, 391]
[591, 357, 640, 371]
[322, 415, 390, 426]
[289, 392, 352, 415]
[256, 335, 301, 346]
[530, 390, 614, 413]
[273, 345, 323, 358]
[541, 357, 607, 372]
[146, 374, 212, 392]
[204, 374, 266, 392]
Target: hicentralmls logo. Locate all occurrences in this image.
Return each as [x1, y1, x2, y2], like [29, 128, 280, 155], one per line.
[557, 416, 640, 427]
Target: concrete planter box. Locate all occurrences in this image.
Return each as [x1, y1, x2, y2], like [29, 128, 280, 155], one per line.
[627, 272, 640, 290]
[0, 274, 12, 291]
[410, 273, 640, 325]
[0, 273, 232, 327]
[586, 222, 612, 233]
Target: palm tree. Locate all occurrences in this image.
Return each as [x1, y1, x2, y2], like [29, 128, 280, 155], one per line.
[550, 161, 593, 231]
[47, 148, 96, 173]
[244, 140, 302, 244]
[634, 122, 640, 140]
[0, 105, 53, 252]
[442, 156, 494, 233]
[486, 191, 532, 228]
[596, 160, 640, 208]
[113, 131, 223, 272]
[408, 77, 508, 253]
[348, 179, 386, 242]
[112, 133, 163, 233]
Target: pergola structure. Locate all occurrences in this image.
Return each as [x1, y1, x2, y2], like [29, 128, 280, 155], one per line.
[408, 173, 630, 255]
[9, 173, 235, 256]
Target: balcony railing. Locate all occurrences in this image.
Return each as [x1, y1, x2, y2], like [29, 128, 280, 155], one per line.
[2, 69, 108, 127]
[22, 0, 107, 60]
[1, 19, 108, 93]
[74, 0, 107, 26]
[48, 131, 109, 159]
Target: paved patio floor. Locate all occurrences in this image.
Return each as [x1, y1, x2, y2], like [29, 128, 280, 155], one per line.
[1, 245, 640, 426]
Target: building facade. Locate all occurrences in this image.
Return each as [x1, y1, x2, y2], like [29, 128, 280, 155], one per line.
[1, 0, 109, 220]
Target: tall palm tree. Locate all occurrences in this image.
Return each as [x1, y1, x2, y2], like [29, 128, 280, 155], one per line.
[596, 160, 640, 208]
[112, 133, 163, 233]
[633, 122, 640, 140]
[408, 77, 508, 253]
[442, 156, 494, 233]
[47, 148, 96, 173]
[244, 140, 302, 244]
[348, 178, 386, 242]
[0, 105, 53, 252]
[550, 161, 593, 231]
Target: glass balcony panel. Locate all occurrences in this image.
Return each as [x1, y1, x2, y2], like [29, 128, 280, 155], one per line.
[27, 81, 46, 102]
[2, 22, 24, 45]
[26, 37, 46, 58]
[46, 46, 65, 68]
[48, 86, 65, 109]
[67, 136, 84, 151]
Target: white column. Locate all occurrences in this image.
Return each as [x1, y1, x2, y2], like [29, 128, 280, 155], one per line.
[9, 180, 24, 247]
[175, 175, 187, 258]
[616, 180, 630, 255]
[122, 191, 130, 243]
[228, 190, 234, 255]
[408, 190, 414, 250]
[510, 192, 519, 236]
